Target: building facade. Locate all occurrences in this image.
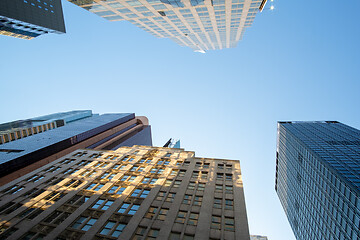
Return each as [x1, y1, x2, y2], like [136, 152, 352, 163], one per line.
[0, 145, 250, 239]
[0, 111, 152, 186]
[275, 121, 360, 240]
[0, 0, 66, 39]
[68, 0, 267, 52]
[0, 110, 94, 145]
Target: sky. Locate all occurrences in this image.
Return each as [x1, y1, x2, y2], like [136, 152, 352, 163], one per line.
[1, 0, 360, 239]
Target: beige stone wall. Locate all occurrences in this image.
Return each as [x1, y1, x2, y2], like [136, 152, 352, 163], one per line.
[0, 145, 249, 240]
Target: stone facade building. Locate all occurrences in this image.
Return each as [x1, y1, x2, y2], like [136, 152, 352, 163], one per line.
[0, 145, 249, 239]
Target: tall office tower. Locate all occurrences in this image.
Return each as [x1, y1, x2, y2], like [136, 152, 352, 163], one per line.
[0, 0, 66, 39]
[0, 111, 152, 186]
[0, 110, 94, 145]
[275, 121, 360, 240]
[250, 235, 268, 240]
[68, 0, 268, 52]
[0, 145, 250, 240]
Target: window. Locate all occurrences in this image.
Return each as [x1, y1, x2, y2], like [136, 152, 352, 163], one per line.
[118, 203, 130, 213]
[140, 190, 150, 198]
[183, 194, 192, 204]
[215, 184, 223, 192]
[86, 183, 104, 191]
[100, 173, 116, 180]
[145, 206, 158, 219]
[108, 186, 126, 195]
[92, 199, 114, 210]
[188, 182, 195, 190]
[100, 172, 109, 179]
[128, 176, 136, 182]
[147, 229, 159, 239]
[44, 210, 70, 224]
[45, 166, 61, 172]
[99, 221, 126, 237]
[157, 208, 168, 220]
[26, 175, 44, 183]
[117, 203, 140, 215]
[164, 180, 172, 187]
[201, 171, 208, 179]
[89, 153, 102, 158]
[112, 164, 121, 170]
[197, 183, 205, 191]
[131, 189, 150, 198]
[128, 204, 140, 215]
[224, 217, 235, 231]
[78, 160, 90, 166]
[225, 174, 233, 181]
[130, 166, 144, 172]
[169, 232, 181, 239]
[218, 164, 224, 169]
[80, 170, 96, 177]
[178, 170, 186, 177]
[173, 180, 181, 188]
[67, 195, 89, 206]
[188, 212, 199, 225]
[225, 199, 233, 210]
[214, 198, 222, 208]
[133, 226, 147, 238]
[44, 192, 65, 202]
[192, 171, 199, 178]
[99, 221, 115, 235]
[92, 199, 105, 209]
[131, 188, 142, 197]
[121, 175, 135, 182]
[5, 185, 24, 194]
[217, 173, 224, 180]
[211, 215, 221, 229]
[225, 185, 233, 194]
[175, 211, 187, 223]
[170, 170, 178, 176]
[183, 161, 190, 166]
[166, 192, 176, 202]
[72, 217, 97, 231]
[142, 177, 158, 184]
[64, 179, 82, 188]
[193, 196, 202, 206]
[156, 191, 166, 201]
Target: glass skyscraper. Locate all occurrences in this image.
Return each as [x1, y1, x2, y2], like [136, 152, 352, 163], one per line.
[275, 121, 360, 240]
[68, 0, 267, 52]
[0, 0, 66, 39]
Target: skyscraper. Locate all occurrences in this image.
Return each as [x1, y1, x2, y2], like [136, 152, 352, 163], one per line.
[275, 121, 360, 240]
[0, 0, 66, 40]
[68, 0, 268, 52]
[0, 145, 250, 239]
[0, 110, 152, 185]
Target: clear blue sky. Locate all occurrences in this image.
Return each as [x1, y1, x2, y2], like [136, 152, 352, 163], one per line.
[1, 0, 360, 239]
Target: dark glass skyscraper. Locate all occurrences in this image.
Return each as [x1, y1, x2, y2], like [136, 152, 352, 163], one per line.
[275, 121, 360, 240]
[0, 110, 152, 186]
[0, 0, 66, 39]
